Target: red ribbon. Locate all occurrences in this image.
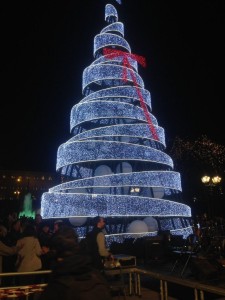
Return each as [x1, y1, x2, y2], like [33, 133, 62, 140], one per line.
[103, 48, 158, 140]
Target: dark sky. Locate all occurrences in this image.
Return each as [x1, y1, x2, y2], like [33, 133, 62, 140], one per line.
[1, 0, 224, 172]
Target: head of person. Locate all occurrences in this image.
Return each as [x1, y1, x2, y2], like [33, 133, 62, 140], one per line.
[22, 223, 38, 237]
[40, 221, 51, 233]
[50, 225, 79, 258]
[35, 214, 43, 224]
[93, 216, 106, 229]
[53, 219, 64, 233]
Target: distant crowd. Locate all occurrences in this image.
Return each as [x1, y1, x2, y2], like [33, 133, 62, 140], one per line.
[0, 213, 63, 285]
[1, 210, 225, 299]
[0, 212, 114, 295]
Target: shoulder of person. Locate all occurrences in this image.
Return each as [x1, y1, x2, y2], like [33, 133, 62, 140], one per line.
[54, 272, 112, 300]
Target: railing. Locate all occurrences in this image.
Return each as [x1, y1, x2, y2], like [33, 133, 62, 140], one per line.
[1, 268, 225, 300]
[0, 270, 51, 299]
[137, 268, 225, 300]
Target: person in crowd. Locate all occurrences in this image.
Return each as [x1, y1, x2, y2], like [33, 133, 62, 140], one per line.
[85, 216, 113, 271]
[34, 214, 43, 235]
[38, 225, 112, 300]
[4, 212, 18, 231]
[0, 225, 22, 286]
[38, 221, 52, 249]
[7, 219, 23, 243]
[53, 219, 64, 234]
[16, 223, 43, 285]
[2, 219, 23, 285]
[38, 221, 53, 270]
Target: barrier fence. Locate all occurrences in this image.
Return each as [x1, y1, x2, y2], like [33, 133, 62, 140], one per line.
[1, 268, 225, 300]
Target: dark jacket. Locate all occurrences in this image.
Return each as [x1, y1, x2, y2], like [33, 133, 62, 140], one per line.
[38, 253, 112, 300]
[85, 227, 104, 270]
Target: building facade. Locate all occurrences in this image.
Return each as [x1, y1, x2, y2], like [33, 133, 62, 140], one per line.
[0, 170, 60, 217]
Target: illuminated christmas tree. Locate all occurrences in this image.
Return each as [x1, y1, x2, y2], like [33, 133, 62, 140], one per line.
[41, 2, 193, 243]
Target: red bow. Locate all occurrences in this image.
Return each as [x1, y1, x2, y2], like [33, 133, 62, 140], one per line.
[103, 48, 158, 140]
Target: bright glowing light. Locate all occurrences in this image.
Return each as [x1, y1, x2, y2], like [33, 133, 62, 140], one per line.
[41, 3, 192, 243]
[212, 176, 222, 184]
[201, 176, 210, 184]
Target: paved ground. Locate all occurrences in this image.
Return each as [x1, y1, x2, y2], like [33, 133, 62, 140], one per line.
[112, 286, 178, 300]
[112, 287, 177, 300]
[111, 256, 225, 300]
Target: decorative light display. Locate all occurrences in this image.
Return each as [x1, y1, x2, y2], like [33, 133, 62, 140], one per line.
[170, 135, 225, 172]
[103, 47, 158, 140]
[41, 2, 193, 243]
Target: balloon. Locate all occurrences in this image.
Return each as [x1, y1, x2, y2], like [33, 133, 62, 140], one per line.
[127, 220, 148, 238]
[143, 216, 158, 232]
[69, 217, 87, 226]
[152, 187, 164, 198]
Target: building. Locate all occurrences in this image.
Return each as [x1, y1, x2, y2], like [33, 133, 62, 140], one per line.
[0, 169, 60, 217]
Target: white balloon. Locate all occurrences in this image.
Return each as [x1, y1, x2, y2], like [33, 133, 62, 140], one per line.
[152, 187, 164, 198]
[143, 216, 159, 232]
[69, 217, 87, 226]
[127, 220, 148, 238]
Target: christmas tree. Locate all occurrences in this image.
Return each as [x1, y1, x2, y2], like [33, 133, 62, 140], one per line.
[41, 2, 193, 243]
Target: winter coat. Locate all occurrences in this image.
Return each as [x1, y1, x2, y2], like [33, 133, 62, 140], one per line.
[83, 227, 110, 270]
[16, 236, 42, 272]
[38, 253, 112, 300]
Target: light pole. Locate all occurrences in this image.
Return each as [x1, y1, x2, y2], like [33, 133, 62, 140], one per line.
[201, 175, 222, 219]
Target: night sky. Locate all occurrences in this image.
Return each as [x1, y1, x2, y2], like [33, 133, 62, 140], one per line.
[1, 0, 224, 172]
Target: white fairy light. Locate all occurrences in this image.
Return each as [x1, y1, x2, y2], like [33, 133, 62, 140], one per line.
[100, 22, 124, 36]
[41, 3, 192, 243]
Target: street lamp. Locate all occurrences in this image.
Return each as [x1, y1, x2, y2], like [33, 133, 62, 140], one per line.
[201, 176, 221, 185]
[201, 175, 222, 219]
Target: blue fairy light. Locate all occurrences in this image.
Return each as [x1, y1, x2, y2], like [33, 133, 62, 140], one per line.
[41, 3, 192, 243]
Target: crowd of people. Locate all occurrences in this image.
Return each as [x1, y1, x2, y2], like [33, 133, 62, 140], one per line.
[1, 211, 225, 298]
[0, 212, 115, 298]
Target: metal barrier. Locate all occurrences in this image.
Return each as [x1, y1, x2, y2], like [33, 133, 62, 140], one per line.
[0, 270, 51, 299]
[137, 268, 225, 300]
[1, 268, 225, 300]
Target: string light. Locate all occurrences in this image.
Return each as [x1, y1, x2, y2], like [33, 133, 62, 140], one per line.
[169, 135, 225, 171]
[41, 3, 192, 242]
